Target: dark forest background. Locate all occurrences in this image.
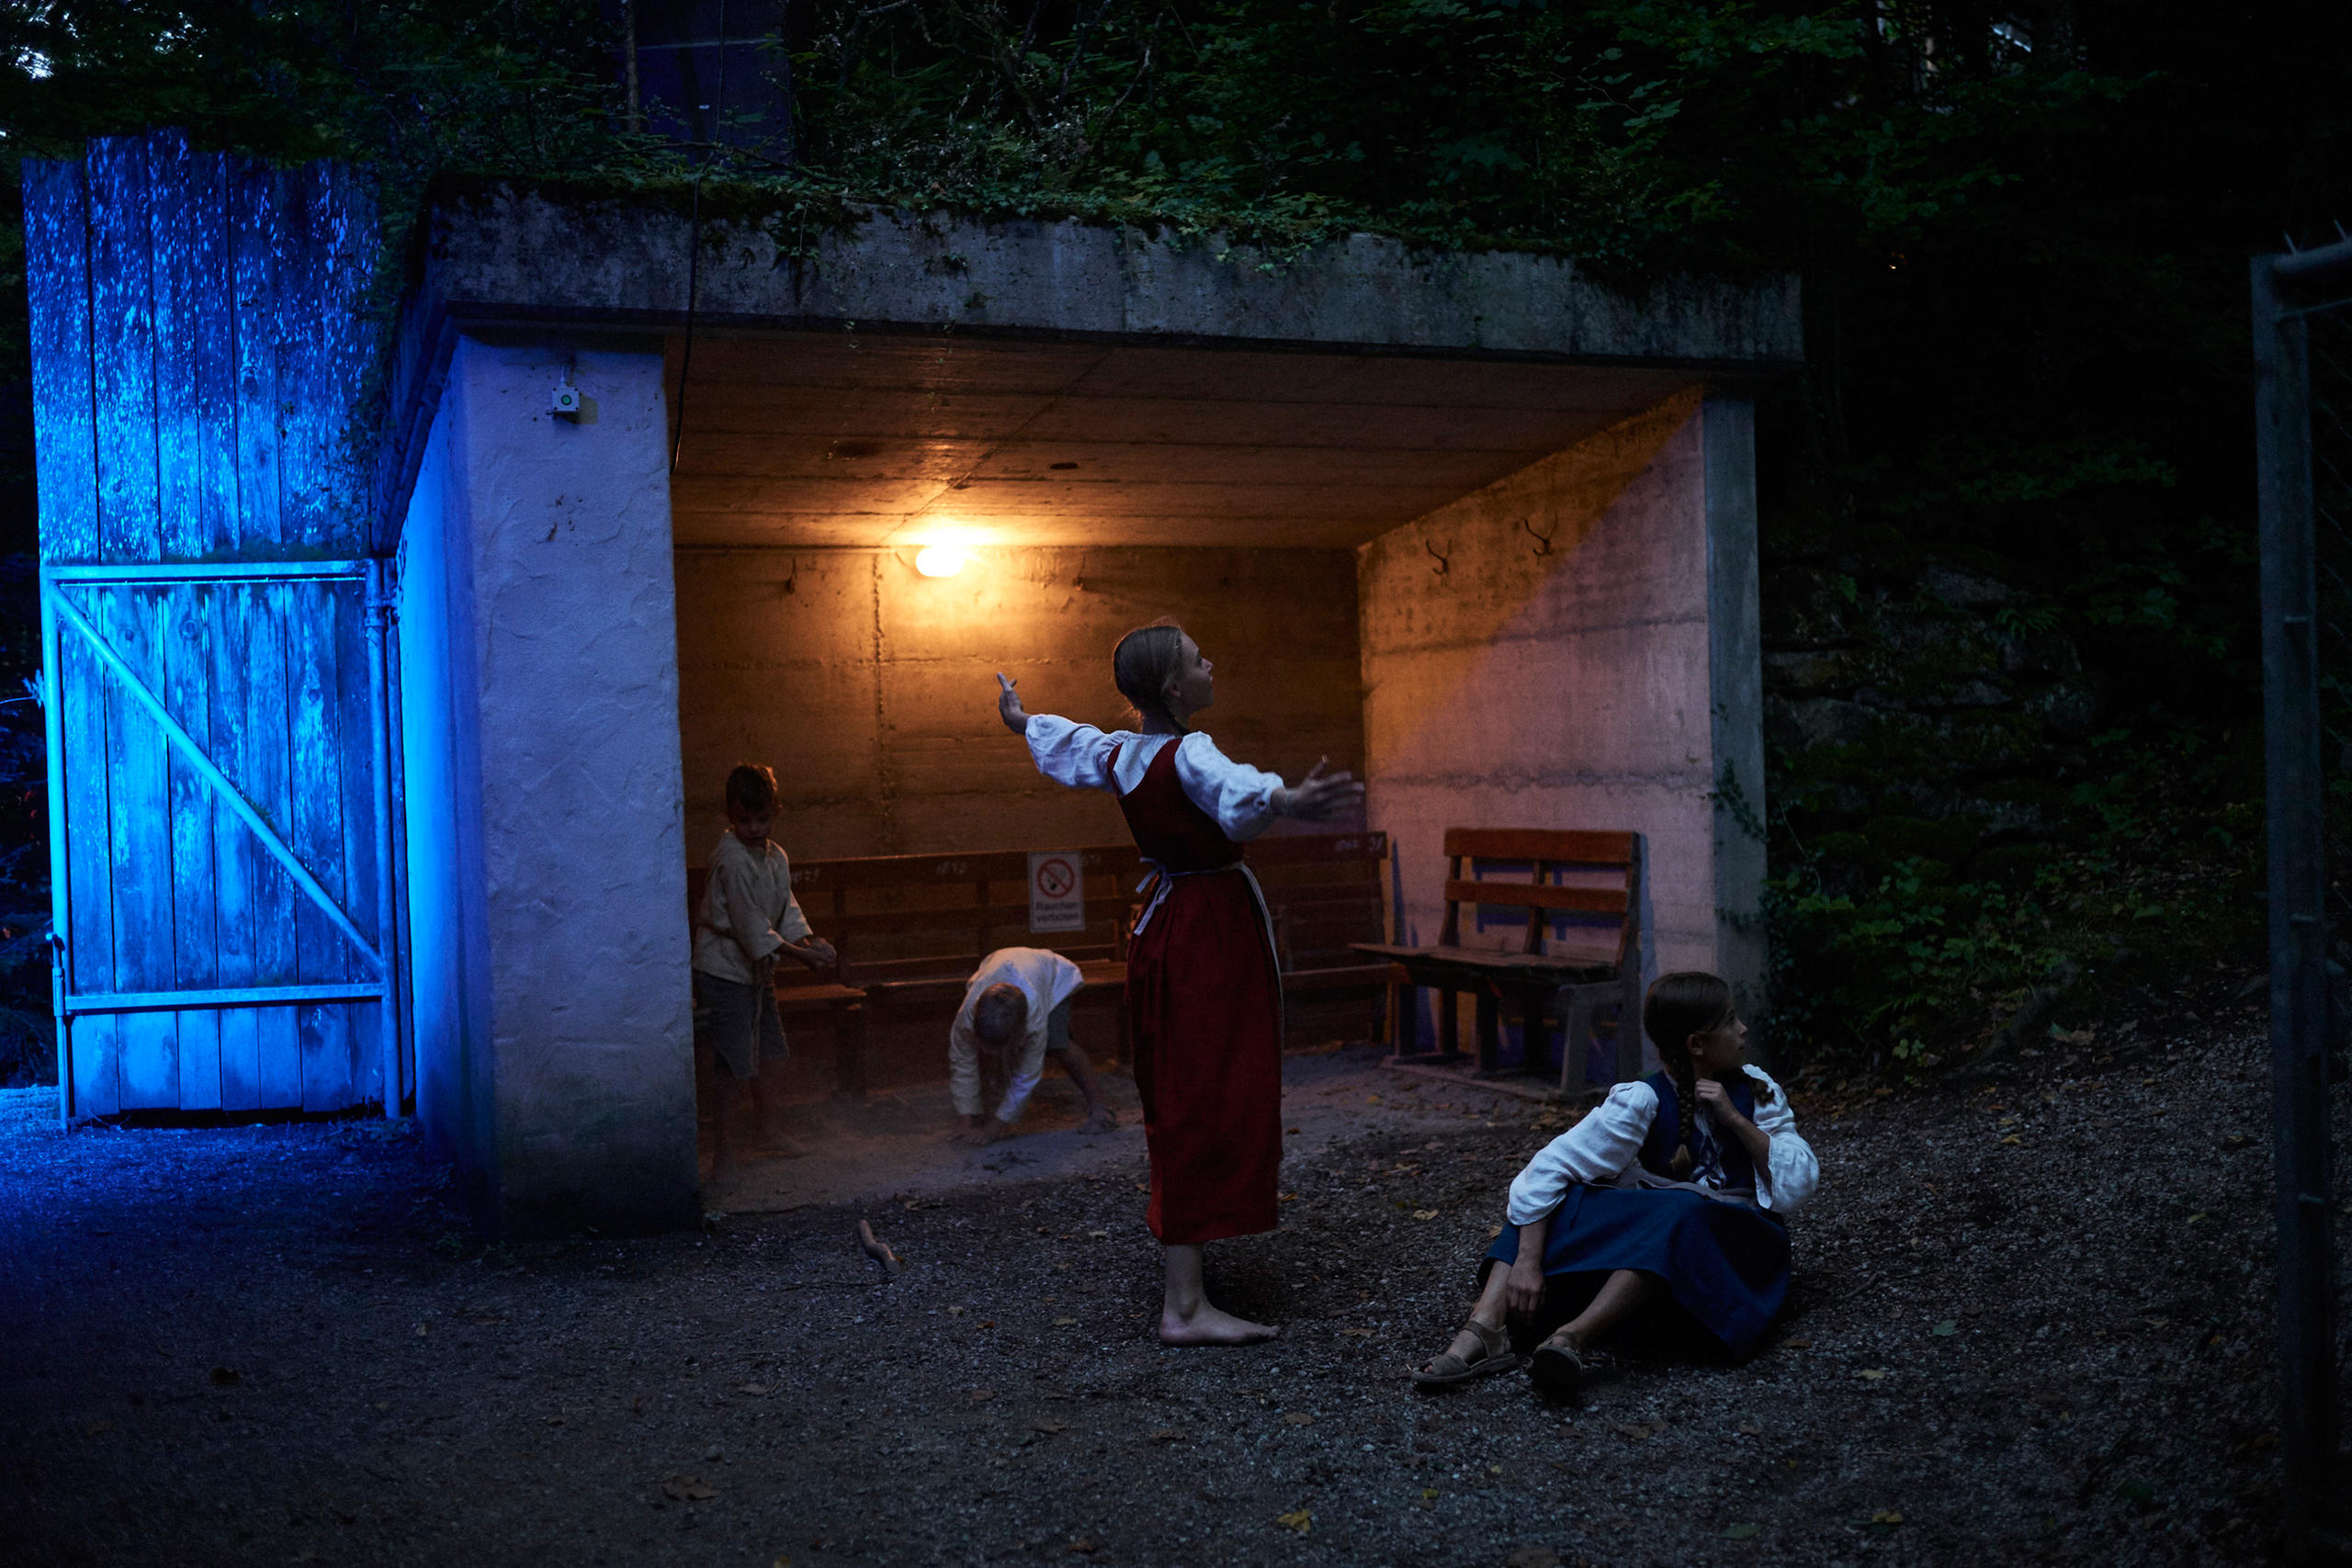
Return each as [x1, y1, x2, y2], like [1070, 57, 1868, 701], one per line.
[0, 0, 2346, 1087]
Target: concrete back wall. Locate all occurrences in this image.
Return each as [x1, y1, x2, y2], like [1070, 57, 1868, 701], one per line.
[673, 547, 1365, 864]
[1359, 389, 1768, 1037]
[398, 334, 700, 1235]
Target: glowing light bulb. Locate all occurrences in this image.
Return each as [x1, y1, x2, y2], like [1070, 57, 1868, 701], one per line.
[915, 545, 967, 578]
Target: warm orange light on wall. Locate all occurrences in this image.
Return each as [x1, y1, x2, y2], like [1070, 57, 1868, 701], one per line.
[915, 544, 968, 577]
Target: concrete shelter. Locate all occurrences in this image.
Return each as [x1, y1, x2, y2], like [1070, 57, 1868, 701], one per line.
[27, 135, 1797, 1235]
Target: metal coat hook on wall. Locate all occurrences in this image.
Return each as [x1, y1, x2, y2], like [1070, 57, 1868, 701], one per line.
[1520, 517, 1555, 557]
[1425, 538, 1451, 578]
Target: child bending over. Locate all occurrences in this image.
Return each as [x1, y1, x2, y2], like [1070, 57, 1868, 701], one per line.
[1413, 971, 1819, 1398]
[690, 764, 838, 1180]
[948, 947, 1118, 1146]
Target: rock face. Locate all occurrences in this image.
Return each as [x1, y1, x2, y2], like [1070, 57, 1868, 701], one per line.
[1761, 559, 2103, 879]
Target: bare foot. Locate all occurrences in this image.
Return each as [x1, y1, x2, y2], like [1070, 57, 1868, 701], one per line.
[1077, 1107, 1118, 1135]
[1159, 1303, 1281, 1347]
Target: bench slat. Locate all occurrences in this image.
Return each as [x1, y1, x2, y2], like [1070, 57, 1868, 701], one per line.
[1442, 828, 1636, 864]
[1442, 879, 1627, 916]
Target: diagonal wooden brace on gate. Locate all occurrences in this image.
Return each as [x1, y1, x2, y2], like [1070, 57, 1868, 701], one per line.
[45, 583, 386, 977]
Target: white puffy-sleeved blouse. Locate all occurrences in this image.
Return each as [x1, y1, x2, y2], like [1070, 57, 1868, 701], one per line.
[1504, 1065, 1819, 1225]
[1023, 715, 1285, 843]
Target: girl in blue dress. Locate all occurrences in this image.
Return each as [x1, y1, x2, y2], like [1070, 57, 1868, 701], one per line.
[1412, 971, 1819, 1399]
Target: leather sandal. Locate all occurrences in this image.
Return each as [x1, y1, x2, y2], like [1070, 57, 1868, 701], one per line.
[1411, 1319, 1517, 1389]
[1528, 1327, 1587, 1401]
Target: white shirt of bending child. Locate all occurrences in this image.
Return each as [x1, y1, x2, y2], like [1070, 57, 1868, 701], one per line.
[1023, 716, 1285, 842]
[948, 948, 1088, 1123]
[1504, 1065, 1821, 1227]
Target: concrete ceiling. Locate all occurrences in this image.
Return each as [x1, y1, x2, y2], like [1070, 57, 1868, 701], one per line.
[666, 331, 1701, 549]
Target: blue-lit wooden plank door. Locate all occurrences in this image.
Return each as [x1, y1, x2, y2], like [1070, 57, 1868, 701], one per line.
[41, 562, 393, 1117]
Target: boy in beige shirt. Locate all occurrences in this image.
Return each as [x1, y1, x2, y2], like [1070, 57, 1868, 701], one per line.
[692, 764, 837, 1179]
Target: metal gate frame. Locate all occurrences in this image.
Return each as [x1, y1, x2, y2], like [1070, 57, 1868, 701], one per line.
[2252, 235, 2352, 1562]
[40, 558, 404, 1121]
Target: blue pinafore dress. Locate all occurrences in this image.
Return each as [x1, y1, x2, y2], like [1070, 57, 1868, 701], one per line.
[1479, 1072, 1792, 1357]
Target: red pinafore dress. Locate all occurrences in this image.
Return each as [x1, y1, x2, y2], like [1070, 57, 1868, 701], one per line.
[1114, 739, 1284, 1246]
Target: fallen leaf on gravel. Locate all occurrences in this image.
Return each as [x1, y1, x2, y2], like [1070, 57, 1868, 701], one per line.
[737, 1383, 770, 1396]
[1273, 1508, 1312, 1534]
[661, 1476, 718, 1501]
[2187, 1213, 2206, 1225]
[1859, 1369, 1887, 1381]
[1611, 1422, 1654, 1441]
[544, 1416, 565, 1426]
[1487, 1224, 1504, 1239]
[1067, 1541, 1097, 1555]
[413, 1322, 429, 1337]
[981, 1321, 996, 1328]
[1422, 1489, 1439, 1500]
[1736, 1421, 1762, 1436]
[1285, 1126, 1301, 1134]
[1337, 1327, 1376, 1338]
[1135, 1182, 1151, 1193]
[1279, 1192, 1300, 1202]
[1412, 1209, 1440, 1221]
[209, 1367, 240, 1386]
[1147, 1429, 1185, 1442]
[1365, 1096, 1380, 1105]
[2000, 1135, 2022, 1146]
[1781, 1337, 1811, 1349]
[1723, 1523, 1760, 1540]
[1283, 1412, 1315, 1426]
[82, 1419, 113, 1436]
[1871, 1510, 1905, 1526]
[1087, 1230, 1108, 1238]
[1033, 1421, 1069, 1434]
[1054, 1316, 1078, 1326]
[1932, 1320, 1958, 1337]
[970, 1387, 995, 1402]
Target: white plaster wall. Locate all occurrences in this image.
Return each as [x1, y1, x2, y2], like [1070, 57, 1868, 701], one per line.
[1359, 389, 1768, 1043]
[411, 333, 698, 1234]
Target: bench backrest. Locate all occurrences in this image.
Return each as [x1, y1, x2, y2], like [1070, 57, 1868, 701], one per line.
[1437, 828, 1640, 969]
[686, 830, 1394, 988]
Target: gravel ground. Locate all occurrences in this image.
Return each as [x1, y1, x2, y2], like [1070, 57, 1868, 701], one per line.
[0, 1021, 2342, 1568]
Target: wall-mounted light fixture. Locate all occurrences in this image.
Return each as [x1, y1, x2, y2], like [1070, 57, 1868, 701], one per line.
[915, 544, 968, 577]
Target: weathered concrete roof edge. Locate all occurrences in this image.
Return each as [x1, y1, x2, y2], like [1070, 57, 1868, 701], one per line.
[420, 186, 1804, 367]
[371, 185, 1801, 549]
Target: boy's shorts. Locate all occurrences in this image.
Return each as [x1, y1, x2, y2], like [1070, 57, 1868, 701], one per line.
[694, 969, 787, 1080]
[1041, 997, 1074, 1054]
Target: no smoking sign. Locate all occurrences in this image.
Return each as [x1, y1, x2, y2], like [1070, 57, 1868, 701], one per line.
[1027, 851, 1086, 933]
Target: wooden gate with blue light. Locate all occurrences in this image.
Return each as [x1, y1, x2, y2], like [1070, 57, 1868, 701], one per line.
[25, 131, 401, 1118]
[41, 563, 396, 1116]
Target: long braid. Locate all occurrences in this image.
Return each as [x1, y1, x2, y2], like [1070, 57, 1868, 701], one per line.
[1666, 1048, 1701, 1178]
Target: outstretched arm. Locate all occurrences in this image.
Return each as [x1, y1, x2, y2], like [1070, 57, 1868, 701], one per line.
[1273, 756, 1366, 822]
[996, 672, 1028, 734]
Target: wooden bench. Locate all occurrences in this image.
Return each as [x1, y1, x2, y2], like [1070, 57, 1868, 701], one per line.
[686, 831, 1403, 1097]
[1354, 828, 1644, 1090]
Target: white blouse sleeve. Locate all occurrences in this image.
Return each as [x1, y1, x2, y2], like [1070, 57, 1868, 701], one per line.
[1024, 714, 1123, 791]
[1742, 1066, 1818, 1213]
[1171, 732, 1284, 842]
[1505, 1080, 1658, 1225]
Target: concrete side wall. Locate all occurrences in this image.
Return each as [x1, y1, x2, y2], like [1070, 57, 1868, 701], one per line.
[1359, 389, 1766, 1032]
[440, 334, 699, 1235]
[425, 194, 1803, 368]
[1704, 400, 1769, 1021]
[397, 400, 497, 1187]
[673, 547, 1364, 862]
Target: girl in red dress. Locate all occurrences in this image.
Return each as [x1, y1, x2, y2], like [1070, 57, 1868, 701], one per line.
[997, 625, 1362, 1345]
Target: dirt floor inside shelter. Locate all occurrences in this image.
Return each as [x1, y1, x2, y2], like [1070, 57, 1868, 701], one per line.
[0, 1029, 2339, 1568]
